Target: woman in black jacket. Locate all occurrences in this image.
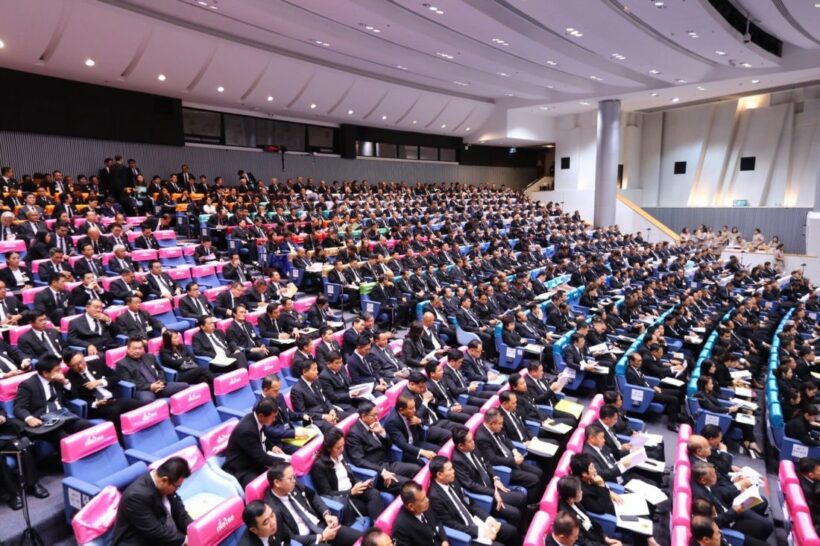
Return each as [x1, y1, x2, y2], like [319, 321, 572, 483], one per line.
[0, 251, 33, 295]
[694, 376, 760, 456]
[159, 330, 214, 389]
[402, 321, 436, 369]
[556, 476, 622, 546]
[309, 427, 384, 523]
[27, 231, 53, 261]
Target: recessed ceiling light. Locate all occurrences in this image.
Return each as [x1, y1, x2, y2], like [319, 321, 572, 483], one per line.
[590, 75, 603, 81]
[347, 110, 354, 115]
[84, 58, 95, 67]
[396, 65, 408, 70]
[208, 4, 217, 9]
[412, 120, 417, 124]
[157, 74, 166, 81]
[504, 93, 514, 97]
[649, 69, 661, 75]
[217, 86, 224, 92]
[696, 86, 706, 91]
[610, 53, 626, 61]
[310, 103, 317, 109]
[579, 101, 590, 106]
[671, 97, 680, 103]
[424, 4, 444, 14]
[654, 1, 665, 6]
[539, 106, 553, 111]
[0, 40, 5, 49]
[441, 124, 447, 128]
[741, 62, 753, 68]
[546, 85, 554, 89]
[498, 72, 509, 77]
[491, 38, 510, 46]
[715, 50, 727, 56]
[815, 2, 820, 6]
[312, 40, 330, 47]
[751, 79, 760, 84]
[452, 81, 469, 86]
[436, 52, 454, 60]
[465, 127, 470, 131]
[565, 27, 583, 37]
[267, 96, 274, 102]
[687, 31, 699, 38]
[381, 115, 387, 120]
[675, 79, 687, 84]
[650, 92, 660, 97]
[546, 60, 558, 66]
[197, 1, 208, 4]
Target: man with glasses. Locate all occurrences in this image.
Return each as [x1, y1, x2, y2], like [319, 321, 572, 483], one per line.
[192, 314, 249, 370]
[224, 398, 288, 488]
[264, 461, 362, 546]
[116, 338, 189, 402]
[112, 456, 193, 545]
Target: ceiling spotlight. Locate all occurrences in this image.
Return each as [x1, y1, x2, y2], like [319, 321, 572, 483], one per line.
[650, 92, 659, 97]
[267, 96, 274, 101]
[546, 60, 558, 66]
[157, 74, 166, 81]
[84, 58, 95, 67]
[381, 115, 387, 120]
[610, 53, 626, 61]
[751, 79, 760, 83]
[579, 101, 590, 106]
[498, 72, 509, 77]
[687, 30, 699, 38]
[649, 69, 661, 75]
[208, 4, 217, 9]
[309, 103, 317, 109]
[452, 81, 469, 86]
[539, 106, 553, 111]
[590, 75, 603, 81]
[696, 86, 706, 91]
[197, 1, 207, 5]
[217, 86, 224, 92]
[671, 97, 680, 103]
[441, 124, 447, 128]
[741, 62, 753, 68]
[546, 85, 554, 89]
[504, 93, 514, 97]
[565, 27, 583, 37]
[0, 40, 5, 49]
[654, 1, 665, 6]
[347, 110, 354, 115]
[412, 120, 417, 124]
[396, 65, 408, 70]
[715, 50, 727, 56]
[424, 4, 444, 14]
[465, 127, 470, 131]
[491, 38, 510, 46]
[312, 39, 330, 47]
[436, 52, 454, 60]
[675, 79, 687, 84]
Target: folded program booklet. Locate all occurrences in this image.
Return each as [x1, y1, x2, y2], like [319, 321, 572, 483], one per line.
[554, 399, 584, 419]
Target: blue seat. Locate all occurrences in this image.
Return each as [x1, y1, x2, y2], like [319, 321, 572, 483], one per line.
[120, 400, 198, 464]
[169, 383, 237, 439]
[214, 369, 259, 419]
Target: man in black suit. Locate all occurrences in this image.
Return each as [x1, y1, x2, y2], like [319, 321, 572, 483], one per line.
[425, 361, 477, 424]
[115, 338, 189, 402]
[192, 315, 249, 370]
[0, 332, 32, 379]
[115, 295, 166, 340]
[73, 243, 106, 279]
[306, 296, 334, 329]
[327, 261, 361, 307]
[67, 299, 118, 354]
[64, 350, 144, 440]
[402, 372, 458, 444]
[223, 253, 253, 283]
[797, 458, 820, 525]
[226, 304, 271, 361]
[38, 248, 75, 282]
[0, 404, 49, 508]
[786, 407, 820, 447]
[239, 500, 292, 546]
[474, 409, 544, 504]
[0, 280, 22, 327]
[384, 396, 440, 463]
[442, 349, 493, 406]
[421, 312, 450, 353]
[145, 260, 182, 300]
[109, 269, 147, 302]
[133, 223, 160, 250]
[344, 401, 420, 494]
[264, 461, 361, 546]
[223, 398, 284, 487]
[107, 155, 130, 205]
[582, 424, 634, 484]
[546, 512, 581, 546]
[318, 351, 356, 411]
[193, 236, 219, 264]
[13, 355, 92, 445]
[451, 426, 526, 528]
[368, 330, 409, 383]
[428, 456, 518, 546]
[17, 311, 63, 360]
[69, 272, 110, 308]
[346, 335, 388, 394]
[456, 296, 496, 353]
[215, 282, 245, 318]
[108, 245, 139, 275]
[314, 326, 342, 369]
[290, 360, 353, 432]
[624, 352, 682, 431]
[178, 282, 213, 319]
[461, 341, 502, 388]
[112, 456, 193, 546]
[393, 481, 449, 546]
[76, 229, 112, 257]
[341, 319, 365, 360]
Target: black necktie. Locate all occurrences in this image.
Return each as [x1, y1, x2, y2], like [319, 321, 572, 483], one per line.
[47, 383, 61, 412]
[446, 486, 472, 525]
[468, 452, 491, 487]
[288, 494, 323, 534]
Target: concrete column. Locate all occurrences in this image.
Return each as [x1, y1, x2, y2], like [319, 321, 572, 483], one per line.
[594, 99, 621, 227]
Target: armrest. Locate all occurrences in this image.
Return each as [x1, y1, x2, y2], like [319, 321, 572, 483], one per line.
[162, 367, 178, 382]
[625, 416, 645, 431]
[587, 512, 617, 537]
[68, 398, 88, 419]
[217, 407, 247, 421]
[124, 448, 161, 466]
[492, 465, 511, 486]
[117, 381, 135, 399]
[463, 490, 493, 513]
[195, 356, 212, 369]
[606, 482, 625, 494]
[348, 465, 377, 482]
[644, 376, 660, 387]
[175, 425, 207, 439]
[443, 527, 472, 546]
[321, 496, 344, 517]
[457, 394, 468, 405]
[62, 476, 102, 500]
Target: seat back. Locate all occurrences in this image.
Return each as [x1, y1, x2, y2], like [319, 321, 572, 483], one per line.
[186, 496, 244, 546]
[523, 511, 553, 546]
[539, 478, 559, 514]
[779, 460, 798, 488]
[170, 384, 222, 431]
[554, 451, 573, 478]
[191, 265, 219, 288]
[293, 296, 316, 313]
[214, 369, 256, 412]
[374, 498, 403, 535]
[106, 346, 128, 369]
[61, 423, 128, 482]
[199, 420, 239, 460]
[154, 230, 178, 247]
[248, 356, 280, 390]
[121, 400, 176, 451]
[245, 472, 269, 502]
[72, 485, 121, 545]
[292, 437, 323, 476]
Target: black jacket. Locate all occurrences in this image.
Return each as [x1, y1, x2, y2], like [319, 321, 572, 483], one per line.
[112, 472, 193, 546]
[393, 506, 448, 546]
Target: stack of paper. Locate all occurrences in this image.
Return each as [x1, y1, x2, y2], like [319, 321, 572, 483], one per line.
[349, 383, 374, 398]
[624, 479, 668, 505]
[526, 438, 559, 457]
[618, 448, 649, 473]
[210, 355, 237, 367]
[555, 399, 584, 419]
[616, 516, 653, 536]
[734, 387, 753, 398]
[524, 344, 544, 354]
[589, 343, 610, 355]
[614, 493, 650, 517]
[661, 377, 685, 388]
[541, 420, 573, 435]
[730, 398, 759, 411]
[735, 413, 756, 426]
[732, 486, 763, 511]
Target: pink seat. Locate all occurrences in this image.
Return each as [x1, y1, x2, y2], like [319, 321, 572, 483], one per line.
[278, 348, 296, 371]
[332, 330, 344, 345]
[216, 319, 231, 333]
[166, 266, 192, 282]
[374, 498, 403, 535]
[677, 424, 692, 444]
[186, 496, 244, 546]
[675, 443, 688, 465]
[293, 296, 316, 313]
[0, 372, 36, 402]
[158, 247, 183, 259]
[480, 395, 500, 414]
[671, 490, 690, 527]
[191, 264, 216, 278]
[213, 369, 249, 397]
[539, 478, 559, 515]
[147, 337, 163, 354]
[106, 346, 128, 369]
[204, 286, 229, 302]
[22, 286, 47, 306]
[388, 339, 403, 353]
[579, 409, 597, 427]
[438, 440, 454, 458]
[793, 510, 820, 546]
[780, 460, 798, 488]
[104, 305, 127, 321]
[566, 429, 585, 454]
[385, 380, 408, 407]
[120, 400, 170, 435]
[786, 482, 811, 513]
[292, 437, 323, 476]
[588, 394, 604, 411]
[673, 466, 691, 497]
[9, 323, 53, 345]
[249, 356, 280, 381]
[71, 485, 121, 545]
[523, 511, 553, 546]
[244, 472, 269, 502]
[554, 451, 573, 478]
[414, 465, 431, 488]
[131, 249, 158, 262]
[338, 413, 358, 434]
[0, 240, 25, 253]
[375, 395, 391, 418]
[183, 327, 199, 346]
[199, 419, 239, 459]
[142, 298, 173, 316]
[671, 525, 690, 546]
[170, 383, 213, 415]
[61, 314, 83, 335]
[61, 422, 120, 463]
[155, 229, 177, 241]
[465, 413, 484, 434]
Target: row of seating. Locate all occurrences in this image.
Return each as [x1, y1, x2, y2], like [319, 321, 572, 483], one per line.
[778, 460, 820, 545]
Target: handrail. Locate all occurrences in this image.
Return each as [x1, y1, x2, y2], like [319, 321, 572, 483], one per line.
[616, 194, 681, 243]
